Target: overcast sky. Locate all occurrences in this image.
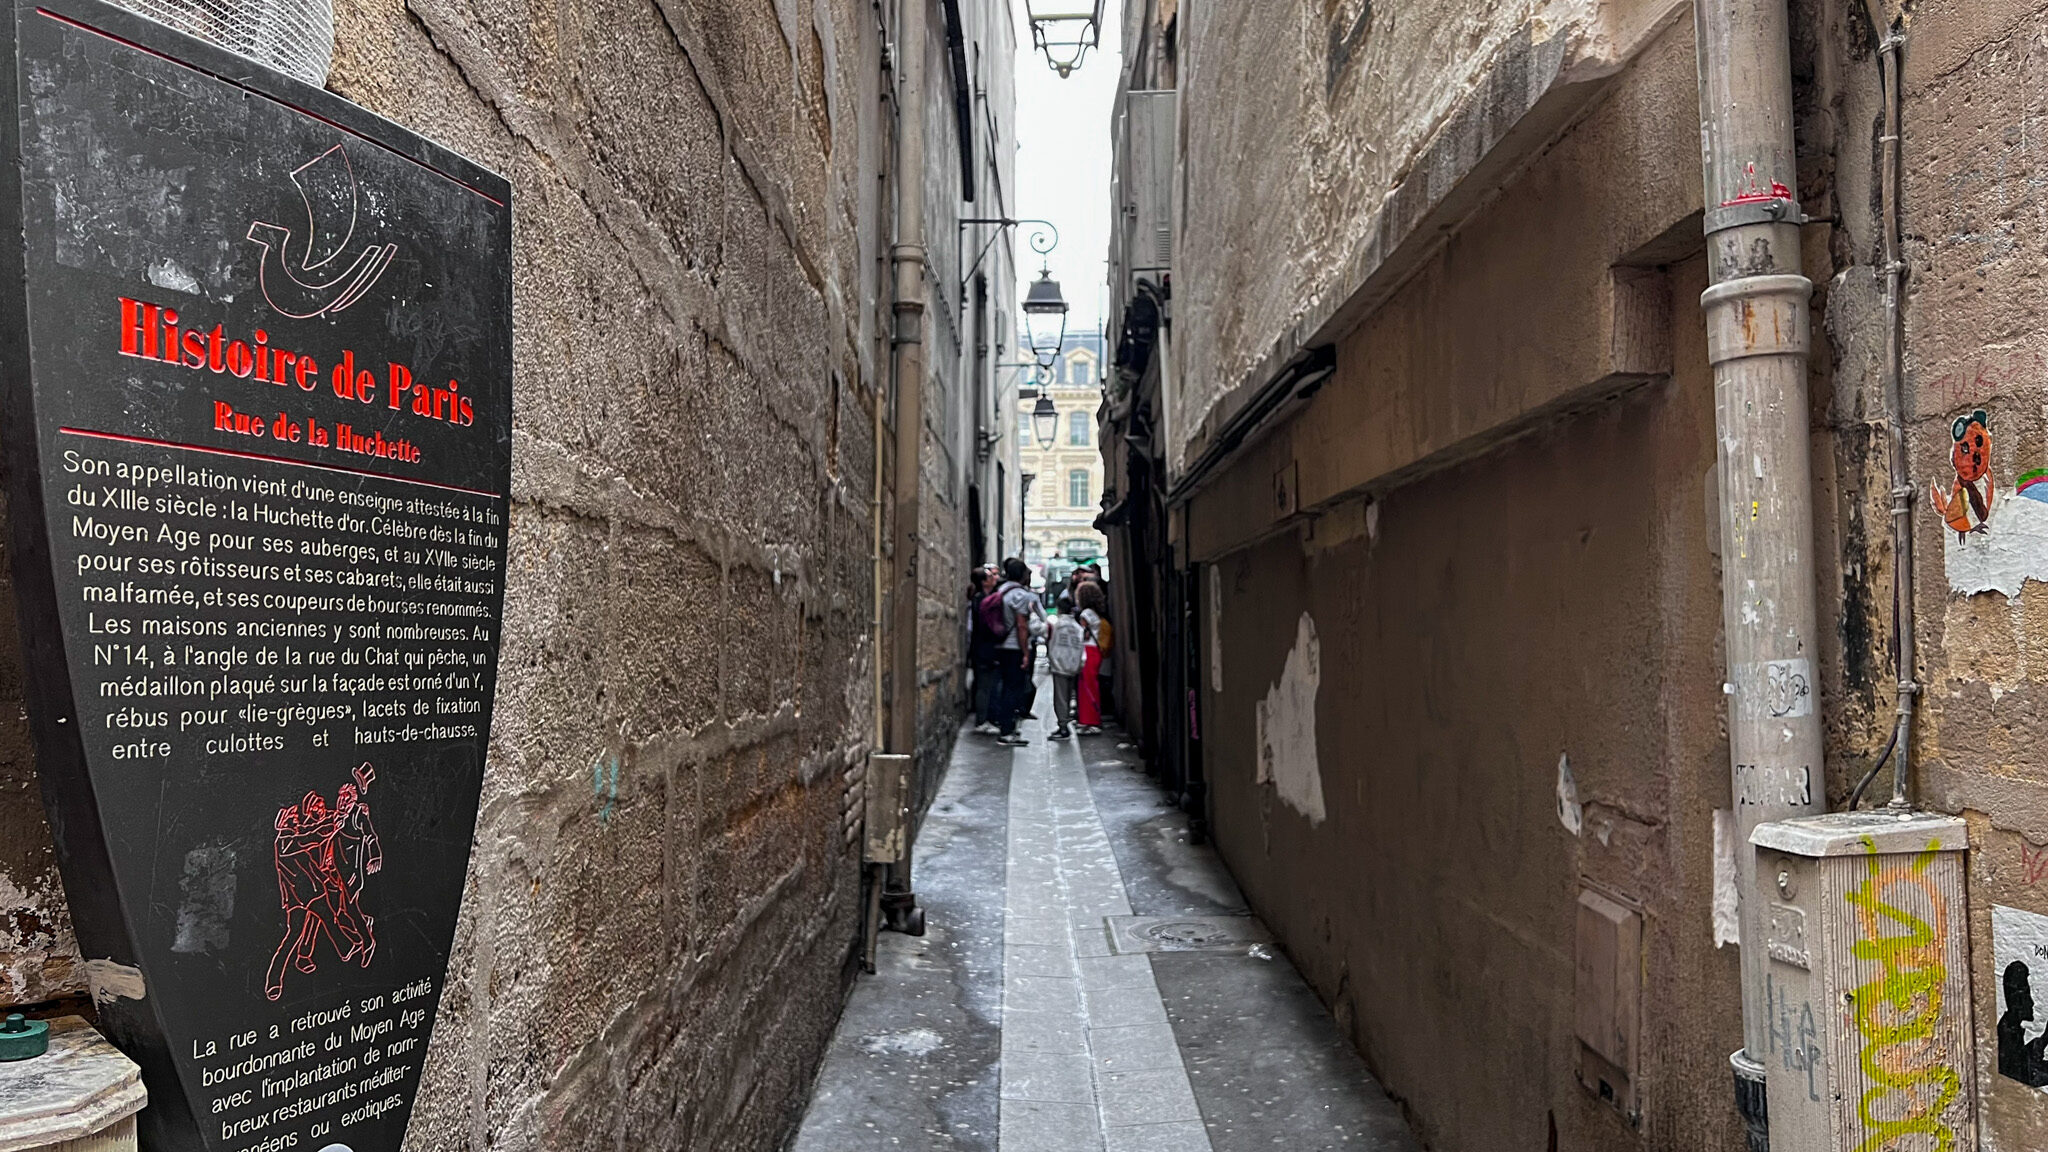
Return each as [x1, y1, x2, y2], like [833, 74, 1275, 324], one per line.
[1011, 2, 1123, 338]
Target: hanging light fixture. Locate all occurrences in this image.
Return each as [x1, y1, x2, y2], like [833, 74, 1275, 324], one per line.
[1025, 0, 1104, 78]
[1022, 267, 1069, 370]
[1031, 395, 1059, 451]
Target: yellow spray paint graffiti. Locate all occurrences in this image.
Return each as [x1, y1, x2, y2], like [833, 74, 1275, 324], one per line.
[1844, 838, 1961, 1152]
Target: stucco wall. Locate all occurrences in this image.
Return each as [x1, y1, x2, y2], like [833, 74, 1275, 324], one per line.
[1169, 0, 1696, 477]
[0, 0, 1002, 1148]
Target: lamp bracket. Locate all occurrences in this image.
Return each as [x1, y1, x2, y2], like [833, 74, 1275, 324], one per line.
[958, 217, 1058, 295]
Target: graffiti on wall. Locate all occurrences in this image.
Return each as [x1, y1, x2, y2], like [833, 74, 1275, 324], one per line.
[1994, 904, 2048, 1091]
[1931, 409, 1994, 540]
[1844, 839, 1962, 1152]
[1934, 405, 2048, 597]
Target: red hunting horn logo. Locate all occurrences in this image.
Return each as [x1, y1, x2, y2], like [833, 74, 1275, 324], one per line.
[246, 144, 397, 319]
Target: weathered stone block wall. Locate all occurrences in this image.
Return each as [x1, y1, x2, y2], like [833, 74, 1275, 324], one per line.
[0, 0, 998, 1147]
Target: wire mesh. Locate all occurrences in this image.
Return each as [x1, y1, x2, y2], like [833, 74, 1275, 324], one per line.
[111, 0, 334, 87]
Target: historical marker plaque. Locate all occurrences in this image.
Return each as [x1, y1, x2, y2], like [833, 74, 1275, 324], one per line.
[0, 3, 511, 1149]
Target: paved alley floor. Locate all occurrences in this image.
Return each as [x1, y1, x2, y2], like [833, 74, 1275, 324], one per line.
[793, 683, 1420, 1151]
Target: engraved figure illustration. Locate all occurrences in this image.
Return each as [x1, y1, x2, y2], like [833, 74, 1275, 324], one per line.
[265, 763, 382, 1001]
[1930, 408, 1994, 540]
[245, 144, 397, 319]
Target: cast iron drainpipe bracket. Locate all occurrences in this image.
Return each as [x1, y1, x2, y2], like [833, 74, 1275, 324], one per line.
[1704, 197, 1810, 235]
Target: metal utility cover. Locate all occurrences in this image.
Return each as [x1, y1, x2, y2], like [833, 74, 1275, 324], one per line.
[0, 3, 512, 1149]
[1105, 915, 1275, 955]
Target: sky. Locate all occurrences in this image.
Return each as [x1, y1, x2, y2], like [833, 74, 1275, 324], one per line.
[1011, 1, 1122, 340]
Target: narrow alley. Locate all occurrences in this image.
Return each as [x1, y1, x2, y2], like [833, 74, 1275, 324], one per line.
[795, 692, 1416, 1151]
[5, 0, 2048, 1150]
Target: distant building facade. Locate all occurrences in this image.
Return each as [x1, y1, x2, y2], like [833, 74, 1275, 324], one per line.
[1018, 330, 1106, 577]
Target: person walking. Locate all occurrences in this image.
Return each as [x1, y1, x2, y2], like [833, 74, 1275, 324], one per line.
[989, 558, 1044, 746]
[1075, 580, 1111, 734]
[1046, 603, 1086, 739]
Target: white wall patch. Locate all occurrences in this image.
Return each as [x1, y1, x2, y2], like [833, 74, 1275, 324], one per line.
[1942, 488, 2048, 597]
[1712, 808, 1741, 948]
[1555, 753, 1583, 836]
[84, 957, 147, 1005]
[1255, 613, 1325, 825]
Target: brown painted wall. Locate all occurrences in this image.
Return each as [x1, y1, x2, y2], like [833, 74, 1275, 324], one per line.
[1171, 0, 2048, 1145]
[1203, 255, 1739, 1149]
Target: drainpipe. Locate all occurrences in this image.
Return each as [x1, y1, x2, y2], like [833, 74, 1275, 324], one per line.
[1692, 0, 1825, 1146]
[884, 0, 929, 934]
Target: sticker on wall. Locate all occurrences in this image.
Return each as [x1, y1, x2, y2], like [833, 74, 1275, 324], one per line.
[1935, 409, 2048, 597]
[1932, 409, 1994, 539]
[1995, 905, 2048, 1089]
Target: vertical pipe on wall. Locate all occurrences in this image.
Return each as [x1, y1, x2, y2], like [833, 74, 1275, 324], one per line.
[1692, 0, 1825, 1145]
[1866, 7, 1917, 809]
[884, 0, 929, 920]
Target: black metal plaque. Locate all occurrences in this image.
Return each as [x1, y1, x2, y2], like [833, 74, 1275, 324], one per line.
[0, 4, 511, 1149]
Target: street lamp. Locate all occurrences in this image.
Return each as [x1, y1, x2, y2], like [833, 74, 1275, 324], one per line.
[1025, 0, 1104, 78]
[1031, 395, 1059, 450]
[1022, 267, 1069, 370]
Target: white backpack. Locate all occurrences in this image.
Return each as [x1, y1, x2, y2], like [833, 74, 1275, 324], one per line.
[1047, 613, 1086, 676]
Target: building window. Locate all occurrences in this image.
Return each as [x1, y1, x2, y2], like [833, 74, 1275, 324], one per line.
[1068, 469, 1090, 507]
[1018, 421, 1031, 448]
[1069, 412, 1090, 446]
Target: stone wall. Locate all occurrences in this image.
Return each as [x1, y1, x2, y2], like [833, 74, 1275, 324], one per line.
[0, 0, 1009, 1148]
[1168, 0, 1683, 476]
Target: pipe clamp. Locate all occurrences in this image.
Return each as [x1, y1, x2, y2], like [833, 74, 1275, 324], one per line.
[1702, 275, 1812, 365]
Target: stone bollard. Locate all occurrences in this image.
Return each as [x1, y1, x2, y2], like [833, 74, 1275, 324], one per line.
[0, 1016, 146, 1152]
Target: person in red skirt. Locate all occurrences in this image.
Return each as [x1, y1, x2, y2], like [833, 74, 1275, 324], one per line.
[1075, 580, 1112, 733]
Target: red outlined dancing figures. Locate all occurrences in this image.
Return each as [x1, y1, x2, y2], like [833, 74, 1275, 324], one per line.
[265, 763, 383, 1001]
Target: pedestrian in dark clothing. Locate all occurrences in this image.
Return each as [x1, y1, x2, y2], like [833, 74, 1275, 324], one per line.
[989, 558, 1043, 745]
[967, 568, 1002, 731]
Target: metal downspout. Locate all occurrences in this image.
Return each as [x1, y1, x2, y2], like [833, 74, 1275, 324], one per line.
[884, 0, 930, 931]
[1692, 0, 1825, 1145]
[1868, 8, 1917, 810]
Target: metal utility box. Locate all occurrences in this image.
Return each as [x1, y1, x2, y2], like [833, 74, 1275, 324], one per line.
[864, 753, 912, 865]
[1749, 811, 1975, 1152]
[1574, 887, 1643, 1120]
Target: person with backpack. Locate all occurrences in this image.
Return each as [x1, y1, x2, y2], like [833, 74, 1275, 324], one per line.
[1075, 579, 1113, 734]
[987, 558, 1045, 745]
[1045, 604, 1086, 739]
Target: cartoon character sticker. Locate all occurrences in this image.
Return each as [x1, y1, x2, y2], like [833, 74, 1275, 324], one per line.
[265, 763, 382, 1001]
[1931, 408, 1994, 540]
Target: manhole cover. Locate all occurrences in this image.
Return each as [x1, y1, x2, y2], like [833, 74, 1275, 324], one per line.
[1105, 915, 1274, 955]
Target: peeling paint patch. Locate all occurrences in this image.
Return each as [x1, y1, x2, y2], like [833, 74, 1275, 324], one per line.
[1713, 808, 1740, 948]
[172, 843, 236, 954]
[145, 256, 200, 294]
[83, 957, 146, 1005]
[1555, 753, 1582, 836]
[1942, 490, 2048, 597]
[1255, 613, 1324, 825]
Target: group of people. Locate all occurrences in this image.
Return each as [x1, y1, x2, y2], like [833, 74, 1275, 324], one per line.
[967, 559, 1114, 746]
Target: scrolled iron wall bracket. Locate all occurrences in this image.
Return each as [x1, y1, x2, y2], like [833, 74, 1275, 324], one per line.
[958, 217, 1058, 295]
